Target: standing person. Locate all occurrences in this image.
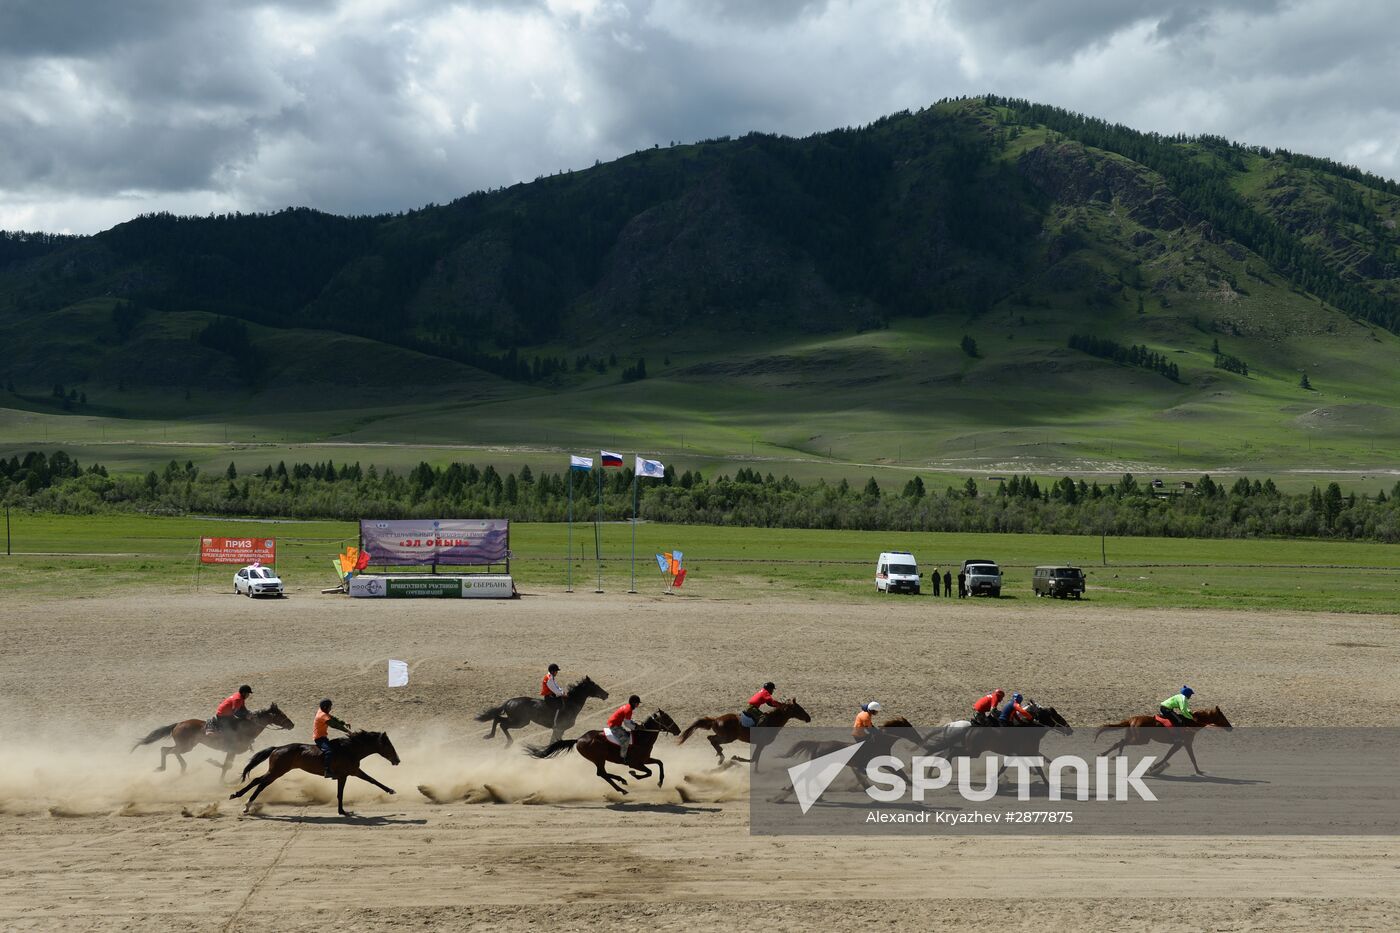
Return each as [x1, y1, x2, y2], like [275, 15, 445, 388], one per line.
[313, 698, 351, 777]
[206, 684, 252, 736]
[943, 570, 952, 597]
[929, 568, 940, 597]
[957, 570, 967, 598]
[606, 694, 642, 761]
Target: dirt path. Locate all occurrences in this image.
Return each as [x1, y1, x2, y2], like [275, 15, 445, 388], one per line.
[1, 592, 1397, 930]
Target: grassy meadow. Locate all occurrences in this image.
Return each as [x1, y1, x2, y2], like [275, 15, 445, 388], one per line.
[4, 512, 1400, 614]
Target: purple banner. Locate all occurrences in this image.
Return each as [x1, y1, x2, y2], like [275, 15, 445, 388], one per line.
[359, 519, 509, 566]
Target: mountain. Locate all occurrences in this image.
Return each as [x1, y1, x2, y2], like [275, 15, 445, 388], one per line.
[2, 96, 1400, 474]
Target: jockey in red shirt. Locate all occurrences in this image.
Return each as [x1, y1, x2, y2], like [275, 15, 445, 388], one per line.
[742, 682, 780, 726]
[972, 688, 1005, 725]
[207, 685, 252, 735]
[606, 695, 642, 760]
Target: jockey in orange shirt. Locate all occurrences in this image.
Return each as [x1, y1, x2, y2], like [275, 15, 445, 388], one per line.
[606, 695, 642, 760]
[852, 701, 882, 739]
[313, 699, 351, 777]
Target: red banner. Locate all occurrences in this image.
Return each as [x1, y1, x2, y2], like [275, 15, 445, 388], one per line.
[200, 537, 276, 565]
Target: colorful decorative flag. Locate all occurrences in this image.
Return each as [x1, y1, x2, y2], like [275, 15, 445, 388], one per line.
[673, 568, 687, 588]
[570, 455, 593, 471]
[635, 456, 665, 478]
[600, 450, 623, 468]
[672, 550, 682, 567]
[655, 553, 669, 572]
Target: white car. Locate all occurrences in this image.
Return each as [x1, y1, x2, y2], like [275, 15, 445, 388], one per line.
[234, 566, 285, 598]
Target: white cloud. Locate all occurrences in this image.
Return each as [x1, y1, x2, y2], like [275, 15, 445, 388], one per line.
[0, 0, 1395, 233]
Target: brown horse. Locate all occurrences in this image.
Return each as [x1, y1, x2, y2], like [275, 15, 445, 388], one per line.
[1096, 705, 1233, 775]
[229, 730, 401, 816]
[679, 699, 811, 770]
[132, 704, 295, 779]
[777, 717, 923, 797]
[527, 710, 680, 794]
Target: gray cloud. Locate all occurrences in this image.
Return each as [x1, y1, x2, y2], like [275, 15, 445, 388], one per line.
[0, 0, 1395, 233]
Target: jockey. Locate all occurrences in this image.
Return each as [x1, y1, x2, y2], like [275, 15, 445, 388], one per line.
[972, 688, 1005, 725]
[207, 684, 252, 735]
[741, 682, 780, 727]
[998, 692, 1033, 725]
[852, 701, 882, 740]
[541, 663, 566, 704]
[313, 698, 351, 777]
[1159, 686, 1195, 727]
[606, 695, 642, 760]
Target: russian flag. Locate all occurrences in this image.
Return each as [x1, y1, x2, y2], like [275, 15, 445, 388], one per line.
[600, 450, 623, 468]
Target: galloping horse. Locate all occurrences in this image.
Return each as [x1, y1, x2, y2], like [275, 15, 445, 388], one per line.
[678, 699, 812, 770]
[527, 710, 680, 795]
[132, 704, 296, 779]
[230, 730, 401, 816]
[920, 704, 1073, 785]
[475, 675, 610, 745]
[1097, 705, 1233, 775]
[779, 718, 924, 794]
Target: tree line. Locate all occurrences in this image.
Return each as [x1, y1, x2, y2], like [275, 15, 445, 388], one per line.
[1067, 334, 1180, 382]
[7, 451, 1400, 543]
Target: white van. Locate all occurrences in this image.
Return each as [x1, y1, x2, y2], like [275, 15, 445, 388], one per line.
[875, 551, 921, 595]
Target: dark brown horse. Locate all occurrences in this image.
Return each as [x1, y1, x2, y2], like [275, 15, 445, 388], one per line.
[527, 710, 680, 794]
[230, 730, 401, 816]
[475, 675, 609, 745]
[678, 699, 811, 770]
[1097, 705, 1233, 775]
[132, 704, 295, 779]
[778, 717, 923, 796]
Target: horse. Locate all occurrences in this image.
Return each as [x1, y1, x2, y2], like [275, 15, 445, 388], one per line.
[526, 710, 680, 795]
[475, 675, 610, 745]
[919, 704, 1073, 785]
[1096, 705, 1233, 775]
[779, 717, 924, 794]
[678, 699, 812, 770]
[229, 730, 401, 816]
[132, 704, 296, 780]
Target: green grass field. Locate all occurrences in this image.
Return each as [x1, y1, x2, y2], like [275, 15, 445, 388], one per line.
[4, 512, 1399, 614]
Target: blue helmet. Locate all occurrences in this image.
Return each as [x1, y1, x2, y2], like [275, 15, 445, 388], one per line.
[1181, 686, 1194, 697]
[1012, 692, 1022, 702]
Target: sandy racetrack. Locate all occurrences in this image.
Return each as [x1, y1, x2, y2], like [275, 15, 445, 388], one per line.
[1, 590, 1398, 931]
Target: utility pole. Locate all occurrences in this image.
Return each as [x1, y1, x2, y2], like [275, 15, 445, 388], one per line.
[6, 506, 10, 556]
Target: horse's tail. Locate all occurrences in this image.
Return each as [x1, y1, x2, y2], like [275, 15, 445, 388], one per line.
[782, 740, 829, 759]
[679, 717, 717, 744]
[474, 704, 505, 723]
[131, 722, 178, 752]
[1095, 720, 1132, 741]
[241, 746, 277, 780]
[526, 739, 577, 759]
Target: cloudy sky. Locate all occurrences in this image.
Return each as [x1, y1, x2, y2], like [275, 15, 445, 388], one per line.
[2, 0, 1395, 233]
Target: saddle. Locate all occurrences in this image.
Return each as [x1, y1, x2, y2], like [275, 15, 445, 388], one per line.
[1153, 715, 1174, 728]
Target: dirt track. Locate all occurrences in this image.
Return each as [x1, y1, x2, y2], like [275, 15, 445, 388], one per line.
[1, 590, 1398, 931]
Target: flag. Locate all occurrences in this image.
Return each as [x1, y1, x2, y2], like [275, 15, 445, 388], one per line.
[673, 568, 687, 588]
[600, 450, 623, 468]
[635, 456, 665, 478]
[388, 659, 409, 688]
[570, 454, 593, 471]
[672, 550, 683, 568]
[655, 553, 669, 572]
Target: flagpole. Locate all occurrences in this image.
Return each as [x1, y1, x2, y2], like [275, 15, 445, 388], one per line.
[566, 466, 574, 592]
[629, 467, 638, 593]
[594, 465, 604, 593]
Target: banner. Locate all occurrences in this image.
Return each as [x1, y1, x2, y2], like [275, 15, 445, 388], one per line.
[359, 519, 508, 566]
[200, 537, 276, 565]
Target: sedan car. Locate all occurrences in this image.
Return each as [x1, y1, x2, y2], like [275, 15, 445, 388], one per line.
[234, 565, 285, 598]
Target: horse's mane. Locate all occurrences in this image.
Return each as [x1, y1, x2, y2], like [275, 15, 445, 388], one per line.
[884, 716, 915, 729]
[567, 675, 595, 691]
[251, 703, 280, 716]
